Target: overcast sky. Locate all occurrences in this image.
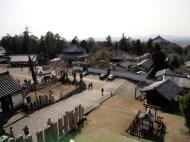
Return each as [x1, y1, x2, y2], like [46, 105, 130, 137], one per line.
[0, 0, 190, 39]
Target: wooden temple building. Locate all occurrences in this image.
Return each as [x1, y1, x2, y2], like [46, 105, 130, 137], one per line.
[9, 54, 37, 67]
[0, 71, 26, 113]
[60, 43, 88, 65]
[155, 68, 190, 89]
[128, 104, 165, 138]
[141, 79, 182, 109]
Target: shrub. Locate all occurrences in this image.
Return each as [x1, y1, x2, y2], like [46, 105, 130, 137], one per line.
[179, 91, 190, 132]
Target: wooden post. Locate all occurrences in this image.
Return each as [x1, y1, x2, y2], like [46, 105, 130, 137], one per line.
[79, 105, 82, 121]
[75, 107, 79, 122]
[36, 130, 44, 142]
[63, 114, 69, 133]
[52, 122, 58, 142]
[44, 126, 52, 142]
[58, 118, 64, 137]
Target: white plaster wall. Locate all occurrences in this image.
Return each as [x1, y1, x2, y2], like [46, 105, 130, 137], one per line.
[12, 94, 24, 108]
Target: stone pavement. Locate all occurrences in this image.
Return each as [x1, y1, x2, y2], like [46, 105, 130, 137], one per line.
[4, 76, 125, 141]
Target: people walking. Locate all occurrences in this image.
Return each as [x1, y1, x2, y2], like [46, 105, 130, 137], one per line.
[88, 83, 91, 90]
[47, 118, 53, 126]
[91, 82, 93, 90]
[23, 125, 29, 136]
[10, 127, 14, 138]
[101, 88, 104, 96]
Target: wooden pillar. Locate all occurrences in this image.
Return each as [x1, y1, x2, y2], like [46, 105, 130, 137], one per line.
[58, 118, 64, 137]
[63, 114, 69, 133]
[81, 107, 84, 119]
[75, 107, 79, 122]
[52, 122, 58, 142]
[44, 126, 52, 142]
[69, 111, 74, 130]
[73, 111, 78, 127]
[79, 105, 82, 121]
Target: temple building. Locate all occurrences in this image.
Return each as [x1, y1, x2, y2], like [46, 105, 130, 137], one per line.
[9, 54, 37, 67]
[60, 43, 88, 65]
[141, 79, 182, 109]
[0, 71, 26, 113]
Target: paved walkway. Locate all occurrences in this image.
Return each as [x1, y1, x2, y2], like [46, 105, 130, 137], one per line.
[4, 76, 125, 141]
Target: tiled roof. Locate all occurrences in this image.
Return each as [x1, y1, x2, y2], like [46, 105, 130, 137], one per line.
[141, 79, 182, 101]
[9, 55, 37, 62]
[165, 75, 190, 89]
[138, 58, 153, 70]
[63, 44, 84, 53]
[0, 72, 25, 98]
[155, 68, 173, 77]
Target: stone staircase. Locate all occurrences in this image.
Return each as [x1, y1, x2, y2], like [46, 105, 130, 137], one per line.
[113, 80, 137, 97]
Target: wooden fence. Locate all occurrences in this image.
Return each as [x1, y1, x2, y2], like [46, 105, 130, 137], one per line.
[5, 105, 85, 142]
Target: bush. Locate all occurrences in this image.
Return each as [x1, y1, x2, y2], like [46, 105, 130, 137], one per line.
[179, 92, 190, 131]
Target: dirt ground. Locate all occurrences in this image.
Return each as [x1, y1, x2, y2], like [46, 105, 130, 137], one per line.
[27, 82, 77, 102]
[75, 95, 190, 142]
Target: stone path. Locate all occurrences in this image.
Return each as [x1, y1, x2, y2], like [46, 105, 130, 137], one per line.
[4, 76, 125, 141]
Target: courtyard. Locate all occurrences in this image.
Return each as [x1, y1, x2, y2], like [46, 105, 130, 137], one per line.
[2, 66, 128, 141]
[1, 66, 190, 142]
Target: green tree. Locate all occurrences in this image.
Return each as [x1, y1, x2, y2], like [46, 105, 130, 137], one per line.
[87, 37, 96, 52]
[134, 39, 143, 55]
[179, 92, 190, 132]
[114, 42, 119, 50]
[1, 34, 13, 54]
[22, 27, 31, 54]
[119, 33, 129, 52]
[149, 44, 166, 77]
[169, 54, 181, 69]
[80, 40, 89, 52]
[146, 38, 153, 53]
[39, 31, 67, 59]
[106, 35, 112, 47]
